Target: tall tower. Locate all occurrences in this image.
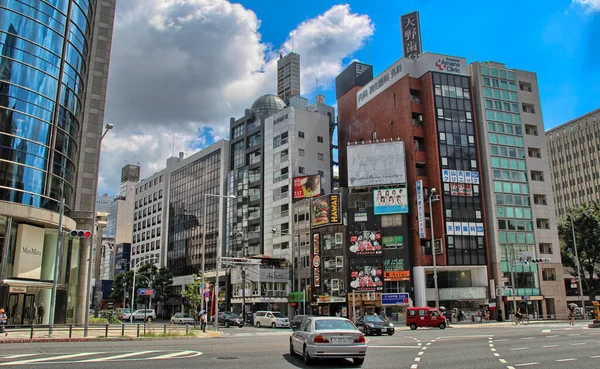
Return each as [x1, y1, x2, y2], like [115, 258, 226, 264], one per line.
[277, 52, 301, 104]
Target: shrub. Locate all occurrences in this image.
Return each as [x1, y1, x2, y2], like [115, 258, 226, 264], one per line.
[89, 317, 109, 324]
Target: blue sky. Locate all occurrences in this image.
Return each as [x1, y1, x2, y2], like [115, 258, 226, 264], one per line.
[241, 0, 599, 129]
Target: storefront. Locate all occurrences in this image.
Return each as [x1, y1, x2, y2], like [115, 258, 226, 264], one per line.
[315, 295, 347, 317]
[1, 212, 80, 325]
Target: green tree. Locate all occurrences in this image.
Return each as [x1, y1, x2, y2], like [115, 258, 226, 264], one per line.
[153, 267, 174, 304]
[110, 270, 133, 305]
[182, 273, 203, 319]
[559, 202, 600, 299]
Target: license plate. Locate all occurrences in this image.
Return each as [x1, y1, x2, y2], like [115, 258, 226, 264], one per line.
[331, 337, 352, 344]
[381, 328, 387, 332]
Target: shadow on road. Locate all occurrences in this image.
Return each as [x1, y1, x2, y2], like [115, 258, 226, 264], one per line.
[282, 354, 360, 368]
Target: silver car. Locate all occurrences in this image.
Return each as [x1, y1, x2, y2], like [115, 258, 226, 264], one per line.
[290, 317, 367, 365]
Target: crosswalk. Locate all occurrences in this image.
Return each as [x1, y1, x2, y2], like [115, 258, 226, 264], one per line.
[0, 350, 202, 365]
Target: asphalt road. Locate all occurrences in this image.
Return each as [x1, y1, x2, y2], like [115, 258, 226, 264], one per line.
[0, 322, 599, 368]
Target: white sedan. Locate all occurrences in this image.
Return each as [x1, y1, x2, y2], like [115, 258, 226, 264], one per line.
[171, 313, 195, 324]
[290, 317, 367, 366]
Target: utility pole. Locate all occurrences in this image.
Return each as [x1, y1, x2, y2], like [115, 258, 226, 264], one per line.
[571, 217, 586, 316]
[241, 267, 246, 322]
[508, 245, 517, 315]
[49, 198, 65, 336]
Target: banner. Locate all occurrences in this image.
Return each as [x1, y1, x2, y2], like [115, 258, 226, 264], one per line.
[349, 230, 382, 256]
[311, 194, 341, 228]
[416, 180, 425, 239]
[373, 187, 408, 215]
[313, 233, 321, 287]
[383, 270, 410, 282]
[450, 183, 473, 197]
[349, 265, 383, 292]
[293, 175, 321, 199]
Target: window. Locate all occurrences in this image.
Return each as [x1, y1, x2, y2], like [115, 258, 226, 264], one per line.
[298, 131, 305, 138]
[536, 218, 550, 229]
[522, 103, 536, 114]
[539, 243, 553, 254]
[528, 148, 541, 158]
[525, 124, 538, 136]
[317, 153, 324, 161]
[531, 171, 544, 181]
[298, 148, 305, 156]
[356, 201, 367, 211]
[542, 268, 556, 281]
[317, 136, 324, 143]
[298, 166, 305, 174]
[519, 81, 532, 92]
[533, 194, 547, 205]
[273, 131, 289, 148]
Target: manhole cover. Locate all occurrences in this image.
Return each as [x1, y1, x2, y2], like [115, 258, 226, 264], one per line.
[217, 357, 239, 360]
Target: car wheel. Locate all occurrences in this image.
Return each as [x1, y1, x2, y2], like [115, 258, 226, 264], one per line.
[239, 324, 244, 328]
[439, 322, 446, 330]
[353, 357, 365, 365]
[256, 322, 261, 328]
[289, 339, 295, 356]
[225, 321, 230, 328]
[271, 322, 276, 329]
[410, 323, 417, 330]
[303, 345, 312, 364]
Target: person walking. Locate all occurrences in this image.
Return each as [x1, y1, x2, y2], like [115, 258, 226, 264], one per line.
[200, 312, 207, 333]
[568, 307, 576, 326]
[0, 308, 8, 336]
[37, 304, 45, 324]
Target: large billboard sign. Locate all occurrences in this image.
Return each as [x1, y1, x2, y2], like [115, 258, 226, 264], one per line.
[349, 265, 383, 292]
[293, 175, 321, 199]
[401, 11, 422, 60]
[347, 141, 407, 187]
[311, 194, 342, 228]
[349, 230, 382, 256]
[373, 187, 408, 214]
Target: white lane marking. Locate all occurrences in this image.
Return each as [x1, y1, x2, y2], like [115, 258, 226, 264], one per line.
[80, 351, 158, 362]
[542, 345, 558, 348]
[499, 359, 507, 363]
[0, 353, 97, 366]
[541, 329, 551, 333]
[426, 342, 432, 346]
[515, 363, 539, 366]
[521, 337, 535, 340]
[368, 345, 421, 348]
[510, 347, 529, 350]
[422, 347, 428, 351]
[411, 365, 418, 369]
[0, 354, 38, 359]
[437, 335, 491, 340]
[147, 351, 200, 360]
[545, 335, 559, 338]
[568, 334, 581, 336]
[495, 338, 509, 342]
[507, 366, 515, 369]
[591, 355, 600, 358]
[494, 353, 500, 357]
[571, 342, 586, 345]
[418, 351, 424, 356]
[555, 358, 577, 362]
[491, 348, 497, 352]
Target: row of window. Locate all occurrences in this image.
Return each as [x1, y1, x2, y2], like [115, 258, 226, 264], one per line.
[133, 215, 162, 232]
[132, 240, 161, 256]
[481, 66, 516, 81]
[133, 226, 162, 242]
[136, 175, 164, 194]
[135, 190, 163, 209]
[486, 109, 522, 124]
[483, 88, 519, 103]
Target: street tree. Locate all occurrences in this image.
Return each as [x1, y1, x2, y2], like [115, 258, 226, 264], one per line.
[110, 270, 133, 306]
[559, 201, 600, 300]
[182, 273, 203, 320]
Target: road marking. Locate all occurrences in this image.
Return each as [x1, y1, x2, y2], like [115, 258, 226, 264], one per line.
[491, 348, 497, 352]
[147, 351, 200, 360]
[0, 354, 38, 359]
[411, 365, 418, 369]
[571, 342, 586, 345]
[494, 353, 500, 357]
[0, 353, 97, 366]
[545, 335, 559, 338]
[80, 351, 158, 362]
[418, 351, 424, 356]
[495, 338, 509, 342]
[368, 345, 421, 349]
[510, 347, 529, 350]
[568, 334, 581, 336]
[515, 363, 539, 366]
[555, 358, 577, 362]
[542, 345, 558, 348]
[541, 329, 550, 333]
[591, 355, 600, 358]
[414, 357, 421, 362]
[499, 359, 507, 363]
[521, 337, 535, 340]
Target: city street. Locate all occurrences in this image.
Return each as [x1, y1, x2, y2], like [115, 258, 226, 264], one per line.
[0, 322, 599, 368]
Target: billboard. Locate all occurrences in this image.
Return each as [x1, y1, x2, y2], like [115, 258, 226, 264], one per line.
[349, 230, 382, 256]
[313, 233, 321, 287]
[347, 141, 407, 187]
[311, 194, 342, 228]
[373, 187, 408, 214]
[349, 265, 383, 292]
[450, 183, 473, 197]
[293, 175, 321, 199]
[401, 11, 422, 60]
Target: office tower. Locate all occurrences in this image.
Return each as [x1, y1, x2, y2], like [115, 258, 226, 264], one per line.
[277, 52, 301, 104]
[0, 1, 116, 324]
[546, 108, 600, 218]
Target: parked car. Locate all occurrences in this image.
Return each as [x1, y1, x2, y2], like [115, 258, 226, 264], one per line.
[211, 312, 244, 328]
[116, 308, 131, 320]
[355, 315, 395, 336]
[254, 311, 290, 328]
[406, 307, 446, 330]
[291, 314, 314, 330]
[171, 313, 195, 325]
[123, 309, 156, 322]
[290, 316, 366, 365]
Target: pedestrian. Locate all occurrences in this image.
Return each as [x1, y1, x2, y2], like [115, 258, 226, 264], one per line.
[200, 312, 207, 333]
[37, 304, 45, 324]
[0, 308, 7, 336]
[568, 307, 575, 326]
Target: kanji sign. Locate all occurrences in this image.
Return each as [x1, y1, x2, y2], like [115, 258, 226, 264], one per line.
[401, 11, 422, 59]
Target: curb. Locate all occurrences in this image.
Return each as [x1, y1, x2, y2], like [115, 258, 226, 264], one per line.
[0, 332, 222, 344]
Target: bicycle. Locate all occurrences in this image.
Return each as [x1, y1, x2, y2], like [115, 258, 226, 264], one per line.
[512, 315, 529, 325]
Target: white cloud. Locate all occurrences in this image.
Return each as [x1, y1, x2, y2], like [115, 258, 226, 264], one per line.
[573, 0, 600, 12]
[100, 1, 373, 194]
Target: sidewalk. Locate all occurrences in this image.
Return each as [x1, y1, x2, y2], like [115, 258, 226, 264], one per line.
[0, 324, 222, 344]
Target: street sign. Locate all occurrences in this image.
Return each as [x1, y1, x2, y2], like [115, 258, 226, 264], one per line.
[381, 293, 410, 305]
[137, 288, 155, 296]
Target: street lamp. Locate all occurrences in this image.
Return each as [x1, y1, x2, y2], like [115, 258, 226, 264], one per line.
[272, 227, 302, 315]
[83, 123, 113, 337]
[428, 188, 440, 309]
[569, 213, 586, 317]
[131, 256, 158, 323]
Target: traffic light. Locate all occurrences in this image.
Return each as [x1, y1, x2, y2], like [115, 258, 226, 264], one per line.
[70, 230, 92, 238]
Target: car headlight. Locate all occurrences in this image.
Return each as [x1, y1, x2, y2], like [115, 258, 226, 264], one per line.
[389, 323, 394, 327]
[367, 323, 374, 328]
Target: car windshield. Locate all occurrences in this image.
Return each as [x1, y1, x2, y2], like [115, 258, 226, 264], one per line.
[365, 315, 385, 322]
[272, 312, 286, 318]
[223, 312, 239, 318]
[293, 315, 306, 320]
[315, 319, 356, 331]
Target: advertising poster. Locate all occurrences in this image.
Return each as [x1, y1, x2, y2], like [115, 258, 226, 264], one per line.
[349, 230, 382, 256]
[450, 183, 473, 197]
[382, 235, 404, 249]
[313, 233, 321, 287]
[311, 194, 341, 228]
[293, 175, 321, 199]
[416, 180, 425, 238]
[373, 187, 409, 215]
[349, 265, 383, 292]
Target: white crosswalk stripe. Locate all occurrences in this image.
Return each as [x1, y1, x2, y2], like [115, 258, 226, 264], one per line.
[79, 351, 158, 362]
[0, 351, 202, 365]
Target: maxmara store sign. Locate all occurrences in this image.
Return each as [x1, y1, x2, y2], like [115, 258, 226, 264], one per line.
[14, 224, 45, 279]
[356, 53, 468, 109]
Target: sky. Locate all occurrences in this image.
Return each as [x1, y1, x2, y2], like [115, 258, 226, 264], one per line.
[98, 0, 600, 195]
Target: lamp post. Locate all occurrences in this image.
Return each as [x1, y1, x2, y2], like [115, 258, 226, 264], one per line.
[428, 188, 440, 309]
[131, 256, 157, 323]
[570, 214, 586, 317]
[84, 123, 113, 337]
[272, 228, 301, 314]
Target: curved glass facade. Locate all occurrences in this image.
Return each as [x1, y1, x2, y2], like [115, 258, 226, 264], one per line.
[0, 0, 94, 212]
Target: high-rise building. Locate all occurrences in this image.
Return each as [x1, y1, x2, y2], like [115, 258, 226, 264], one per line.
[546, 108, 600, 218]
[96, 194, 115, 214]
[0, 1, 116, 324]
[277, 52, 301, 104]
[104, 164, 138, 245]
[470, 62, 567, 318]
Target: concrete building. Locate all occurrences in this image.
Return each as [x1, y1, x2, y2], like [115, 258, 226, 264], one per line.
[546, 108, 600, 219]
[104, 164, 139, 245]
[0, 0, 116, 324]
[470, 62, 567, 319]
[96, 194, 114, 214]
[99, 237, 115, 281]
[336, 54, 490, 312]
[277, 52, 301, 104]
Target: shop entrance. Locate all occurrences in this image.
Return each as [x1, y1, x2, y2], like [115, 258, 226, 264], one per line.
[7, 293, 37, 325]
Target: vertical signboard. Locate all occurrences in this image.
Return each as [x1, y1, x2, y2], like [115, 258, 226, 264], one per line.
[401, 11, 422, 59]
[416, 180, 425, 239]
[313, 233, 321, 288]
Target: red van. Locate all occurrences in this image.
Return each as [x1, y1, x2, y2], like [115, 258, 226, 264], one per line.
[406, 307, 447, 330]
